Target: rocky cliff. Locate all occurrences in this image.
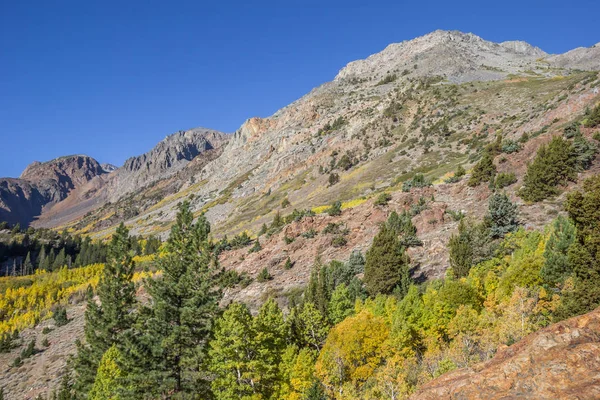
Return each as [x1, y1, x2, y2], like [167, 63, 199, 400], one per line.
[411, 307, 600, 399]
[0, 155, 106, 226]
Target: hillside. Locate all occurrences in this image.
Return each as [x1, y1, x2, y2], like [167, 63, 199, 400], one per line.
[1, 29, 600, 398]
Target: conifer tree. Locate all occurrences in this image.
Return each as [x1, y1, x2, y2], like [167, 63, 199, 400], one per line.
[519, 136, 577, 202]
[449, 220, 474, 278]
[140, 201, 220, 397]
[53, 248, 67, 270]
[468, 151, 496, 187]
[24, 252, 33, 275]
[556, 175, 600, 319]
[486, 192, 519, 239]
[37, 246, 47, 270]
[73, 223, 136, 396]
[364, 224, 411, 296]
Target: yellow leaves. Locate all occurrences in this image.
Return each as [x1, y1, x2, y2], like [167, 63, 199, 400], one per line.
[0, 264, 103, 335]
[315, 310, 390, 398]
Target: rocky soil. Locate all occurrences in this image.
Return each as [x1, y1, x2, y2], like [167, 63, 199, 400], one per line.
[411, 306, 600, 399]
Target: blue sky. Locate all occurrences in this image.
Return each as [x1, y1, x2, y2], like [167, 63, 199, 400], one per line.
[1, 0, 598, 177]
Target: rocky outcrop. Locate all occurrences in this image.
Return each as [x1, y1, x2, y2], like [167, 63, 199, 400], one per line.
[411, 307, 600, 399]
[548, 43, 600, 71]
[335, 30, 549, 83]
[106, 128, 228, 201]
[0, 156, 107, 226]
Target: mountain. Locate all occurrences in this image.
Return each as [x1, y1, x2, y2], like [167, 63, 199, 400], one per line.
[0, 155, 107, 226]
[1, 29, 600, 399]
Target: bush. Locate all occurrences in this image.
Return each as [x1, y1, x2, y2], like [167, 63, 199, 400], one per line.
[402, 173, 431, 192]
[281, 198, 291, 208]
[331, 236, 348, 248]
[593, 132, 600, 142]
[328, 173, 340, 186]
[257, 268, 273, 282]
[495, 172, 517, 189]
[248, 241, 261, 254]
[284, 235, 295, 245]
[301, 229, 317, 239]
[374, 192, 392, 206]
[326, 201, 342, 216]
[563, 122, 581, 139]
[284, 257, 293, 270]
[445, 165, 466, 183]
[501, 139, 521, 154]
[468, 152, 496, 187]
[583, 104, 600, 128]
[42, 337, 50, 347]
[53, 306, 69, 327]
[376, 74, 397, 86]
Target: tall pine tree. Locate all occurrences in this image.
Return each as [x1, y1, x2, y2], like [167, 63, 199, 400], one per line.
[140, 201, 220, 397]
[73, 223, 136, 397]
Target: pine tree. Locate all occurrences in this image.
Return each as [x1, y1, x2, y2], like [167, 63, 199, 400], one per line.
[364, 224, 411, 296]
[486, 192, 519, 239]
[467, 151, 496, 187]
[53, 248, 67, 270]
[449, 220, 474, 278]
[556, 175, 600, 319]
[24, 252, 33, 276]
[519, 136, 577, 202]
[540, 216, 576, 286]
[37, 246, 47, 270]
[140, 202, 220, 397]
[73, 223, 136, 396]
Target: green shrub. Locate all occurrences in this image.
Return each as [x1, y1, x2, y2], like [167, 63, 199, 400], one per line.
[376, 74, 397, 86]
[501, 139, 521, 154]
[331, 236, 348, 248]
[486, 193, 519, 239]
[445, 165, 466, 183]
[495, 172, 517, 189]
[281, 198, 291, 208]
[326, 201, 342, 216]
[248, 241, 261, 254]
[284, 235, 295, 245]
[257, 268, 272, 283]
[402, 173, 431, 192]
[42, 337, 50, 347]
[301, 229, 317, 239]
[468, 152, 496, 187]
[374, 192, 392, 206]
[53, 306, 69, 327]
[328, 173, 340, 186]
[563, 122, 581, 138]
[284, 257, 293, 270]
[583, 104, 600, 128]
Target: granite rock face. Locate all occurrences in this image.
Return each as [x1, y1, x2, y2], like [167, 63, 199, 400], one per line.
[411, 307, 600, 400]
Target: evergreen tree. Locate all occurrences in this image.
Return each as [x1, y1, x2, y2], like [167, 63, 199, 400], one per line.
[556, 175, 600, 319]
[364, 224, 411, 296]
[53, 248, 67, 270]
[138, 202, 220, 397]
[519, 136, 577, 202]
[73, 223, 136, 396]
[467, 151, 496, 187]
[486, 192, 519, 239]
[448, 219, 474, 278]
[541, 216, 576, 286]
[38, 246, 47, 270]
[24, 252, 33, 276]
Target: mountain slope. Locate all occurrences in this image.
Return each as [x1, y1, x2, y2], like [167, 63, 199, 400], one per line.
[0, 155, 107, 226]
[411, 306, 600, 399]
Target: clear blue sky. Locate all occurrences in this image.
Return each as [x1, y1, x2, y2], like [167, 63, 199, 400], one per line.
[1, 0, 598, 178]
